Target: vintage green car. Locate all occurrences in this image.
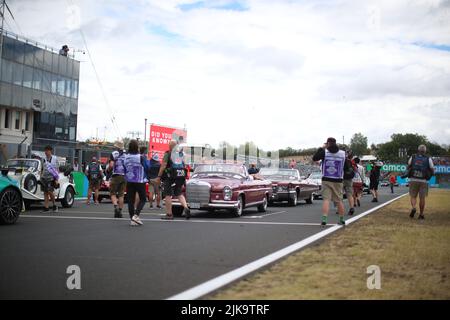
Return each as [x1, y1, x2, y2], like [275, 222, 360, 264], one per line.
[0, 168, 23, 225]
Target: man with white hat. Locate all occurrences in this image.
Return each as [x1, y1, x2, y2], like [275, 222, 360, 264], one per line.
[108, 141, 127, 218]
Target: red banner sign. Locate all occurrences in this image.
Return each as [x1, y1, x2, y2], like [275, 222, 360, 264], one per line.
[148, 124, 187, 162]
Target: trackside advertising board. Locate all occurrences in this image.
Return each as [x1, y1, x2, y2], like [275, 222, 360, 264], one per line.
[148, 124, 187, 161]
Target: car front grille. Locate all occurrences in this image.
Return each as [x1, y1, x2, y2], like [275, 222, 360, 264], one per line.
[186, 181, 211, 203]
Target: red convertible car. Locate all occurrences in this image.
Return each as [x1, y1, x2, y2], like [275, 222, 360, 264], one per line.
[172, 163, 272, 217]
[259, 168, 320, 206]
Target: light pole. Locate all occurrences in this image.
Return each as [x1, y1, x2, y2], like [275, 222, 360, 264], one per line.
[144, 118, 147, 148]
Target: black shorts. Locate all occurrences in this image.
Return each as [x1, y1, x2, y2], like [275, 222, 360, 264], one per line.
[370, 181, 379, 191]
[162, 179, 185, 197]
[41, 178, 56, 193]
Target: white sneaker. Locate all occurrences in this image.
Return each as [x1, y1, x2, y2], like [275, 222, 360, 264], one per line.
[132, 215, 143, 225]
[130, 220, 139, 226]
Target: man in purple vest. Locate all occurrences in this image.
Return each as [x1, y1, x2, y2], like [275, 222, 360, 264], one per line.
[313, 137, 349, 226]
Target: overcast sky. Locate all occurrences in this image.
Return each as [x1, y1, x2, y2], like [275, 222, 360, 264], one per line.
[6, 0, 450, 150]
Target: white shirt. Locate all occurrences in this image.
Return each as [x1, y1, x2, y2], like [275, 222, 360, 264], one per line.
[352, 164, 366, 183]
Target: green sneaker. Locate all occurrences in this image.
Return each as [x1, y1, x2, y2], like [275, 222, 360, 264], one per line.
[338, 216, 346, 225]
[321, 216, 328, 226]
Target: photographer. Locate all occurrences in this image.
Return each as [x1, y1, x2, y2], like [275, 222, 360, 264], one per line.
[408, 145, 435, 220]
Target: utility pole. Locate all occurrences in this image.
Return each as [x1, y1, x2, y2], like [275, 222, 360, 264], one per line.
[0, 0, 6, 78]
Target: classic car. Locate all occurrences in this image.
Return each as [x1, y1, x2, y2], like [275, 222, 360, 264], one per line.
[259, 168, 320, 206]
[304, 171, 323, 199]
[5, 157, 76, 209]
[0, 168, 23, 225]
[172, 163, 272, 217]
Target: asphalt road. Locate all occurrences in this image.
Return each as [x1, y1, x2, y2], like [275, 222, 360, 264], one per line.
[0, 187, 406, 299]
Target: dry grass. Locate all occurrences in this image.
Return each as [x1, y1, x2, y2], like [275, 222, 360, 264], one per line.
[210, 189, 450, 300]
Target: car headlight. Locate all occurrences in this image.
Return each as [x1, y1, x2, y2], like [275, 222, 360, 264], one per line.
[223, 186, 233, 201]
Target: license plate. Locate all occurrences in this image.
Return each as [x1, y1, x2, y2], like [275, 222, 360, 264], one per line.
[190, 203, 201, 209]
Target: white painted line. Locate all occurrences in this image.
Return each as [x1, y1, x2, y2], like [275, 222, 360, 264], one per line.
[244, 211, 287, 219]
[167, 193, 409, 300]
[20, 214, 330, 227]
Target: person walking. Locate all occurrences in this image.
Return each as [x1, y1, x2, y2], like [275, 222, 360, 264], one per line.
[153, 140, 191, 220]
[41, 145, 60, 212]
[389, 173, 396, 194]
[148, 152, 162, 209]
[124, 140, 147, 226]
[369, 162, 381, 202]
[85, 156, 103, 205]
[313, 137, 349, 226]
[108, 141, 127, 218]
[408, 145, 435, 220]
[134, 146, 150, 210]
[343, 150, 356, 215]
[352, 157, 366, 208]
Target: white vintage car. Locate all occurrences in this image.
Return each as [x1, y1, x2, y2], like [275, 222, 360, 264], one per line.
[5, 157, 76, 209]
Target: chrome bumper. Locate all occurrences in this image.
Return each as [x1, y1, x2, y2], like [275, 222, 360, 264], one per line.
[172, 199, 240, 209]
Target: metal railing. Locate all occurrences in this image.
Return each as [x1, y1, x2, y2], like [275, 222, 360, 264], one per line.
[0, 27, 79, 60]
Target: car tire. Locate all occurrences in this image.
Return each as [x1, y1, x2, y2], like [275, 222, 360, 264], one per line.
[0, 187, 22, 225]
[23, 174, 38, 194]
[172, 206, 184, 217]
[305, 193, 313, 204]
[257, 195, 268, 212]
[288, 191, 298, 206]
[232, 195, 244, 217]
[61, 187, 75, 208]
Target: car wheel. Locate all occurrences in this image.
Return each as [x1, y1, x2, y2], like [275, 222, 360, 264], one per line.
[61, 187, 75, 208]
[232, 195, 244, 217]
[172, 206, 184, 217]
[288, 191, 298, 206]
[305, 193, 313, 204]
[257, 195, 268, 213]
[24, 174, 38, 194]
[0, 187, 22, 225]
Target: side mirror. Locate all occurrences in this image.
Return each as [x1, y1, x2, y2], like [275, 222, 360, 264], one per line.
[1, 168, 9, 176]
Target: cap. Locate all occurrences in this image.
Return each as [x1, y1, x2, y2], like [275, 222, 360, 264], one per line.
[151, 153, 159, 161]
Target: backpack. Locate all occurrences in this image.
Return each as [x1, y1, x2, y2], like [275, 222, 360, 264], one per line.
[88, 162, 101, 180]
[408, 154, 432, 180]
[165, 150, 186, 180]
[343, 159, 355, 180]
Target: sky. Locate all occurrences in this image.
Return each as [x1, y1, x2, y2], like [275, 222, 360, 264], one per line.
[5, 0, 450, 150]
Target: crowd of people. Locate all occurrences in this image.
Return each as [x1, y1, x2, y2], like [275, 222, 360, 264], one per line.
[38, 136, 436, 227]
[312, 137, 435, 225]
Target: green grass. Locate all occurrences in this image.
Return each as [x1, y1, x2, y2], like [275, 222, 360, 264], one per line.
[210, 189, 450, 300]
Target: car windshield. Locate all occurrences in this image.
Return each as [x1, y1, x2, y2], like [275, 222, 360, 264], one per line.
[6, 159, 39, 170]
[260, 169, 299, 180]
[193, 164, 246, 177]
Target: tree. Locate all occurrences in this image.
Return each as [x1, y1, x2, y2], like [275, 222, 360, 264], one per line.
[376, 133, 447, 162]
[350, 133, 368, 156]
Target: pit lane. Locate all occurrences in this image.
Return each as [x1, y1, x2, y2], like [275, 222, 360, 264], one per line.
[0, 187, 406, 299]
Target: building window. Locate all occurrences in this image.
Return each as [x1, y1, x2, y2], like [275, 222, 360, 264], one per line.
[15, 111, 21, 130]
[13, 62, 23, 86]
[23, 65, 34, 88]
[4, 109, 10, 129]
[0, 59, 13, 83]
[42, 71, 51, 92]
[57, 76, 65, 96]
[51, 73, 58, 94]
[33, 69, 42, 90]
[25, 112, 30, 131]
[72, 80, 78, 99]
